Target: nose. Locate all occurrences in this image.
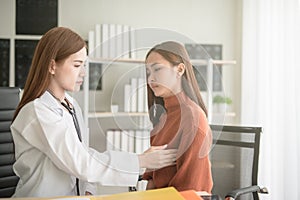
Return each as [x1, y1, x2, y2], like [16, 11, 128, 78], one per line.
[147, 72, 155, 83]
[80, 65, 86, 77]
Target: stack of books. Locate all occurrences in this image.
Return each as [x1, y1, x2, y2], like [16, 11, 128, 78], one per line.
[88, 23, 136, 59]
[124, 77, 148, 113]
[106, 129, 150, 154]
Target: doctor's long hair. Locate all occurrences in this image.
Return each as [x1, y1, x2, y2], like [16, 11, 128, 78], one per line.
[146, 41, 208, 126]
[13, 27, 86, 121]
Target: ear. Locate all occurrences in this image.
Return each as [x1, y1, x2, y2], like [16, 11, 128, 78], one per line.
[177, 63, 186, 76]
[48, 59, 56, 75]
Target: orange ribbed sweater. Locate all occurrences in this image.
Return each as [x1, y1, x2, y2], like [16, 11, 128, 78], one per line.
[143, 92, 213, 193]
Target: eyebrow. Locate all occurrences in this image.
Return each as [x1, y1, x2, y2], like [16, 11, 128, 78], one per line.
[73, 60, 84, 63]
[147, 62, 160, 68]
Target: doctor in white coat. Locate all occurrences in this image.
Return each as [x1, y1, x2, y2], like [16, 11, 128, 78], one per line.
[11, 27, 177, 198]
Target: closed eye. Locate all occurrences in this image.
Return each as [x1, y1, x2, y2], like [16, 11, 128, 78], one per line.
[154, 67, 162, 72]
[74, 60, 84, 68]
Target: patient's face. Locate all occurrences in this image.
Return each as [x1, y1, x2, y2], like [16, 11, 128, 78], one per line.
[146, 52, 181, 98]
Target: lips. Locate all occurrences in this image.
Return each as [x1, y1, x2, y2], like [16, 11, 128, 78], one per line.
[76, 80, 83, 85]
[150, 83, 159, 88]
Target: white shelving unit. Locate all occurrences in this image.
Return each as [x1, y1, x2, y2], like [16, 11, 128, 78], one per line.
[83, 57, 236, 124]
[82, 57, 146, 124]
[88, 112, 149, 118]
[4, 35, 42, 87]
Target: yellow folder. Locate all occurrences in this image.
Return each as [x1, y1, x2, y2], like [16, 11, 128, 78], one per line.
[91, 187, 185, 200]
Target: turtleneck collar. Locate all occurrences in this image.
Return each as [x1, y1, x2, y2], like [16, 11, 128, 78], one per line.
[163, 91, 187, 111]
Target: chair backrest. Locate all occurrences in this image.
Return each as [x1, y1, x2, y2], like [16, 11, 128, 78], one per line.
[209, 124, 262, 200]
[0, 87, 20, 197]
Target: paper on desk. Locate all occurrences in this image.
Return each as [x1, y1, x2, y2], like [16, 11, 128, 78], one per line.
[195, 191, 210, 196]
[52, 198, 91, 200]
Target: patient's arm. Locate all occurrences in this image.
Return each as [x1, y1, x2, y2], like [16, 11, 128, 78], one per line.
[146, 179, 155, 190]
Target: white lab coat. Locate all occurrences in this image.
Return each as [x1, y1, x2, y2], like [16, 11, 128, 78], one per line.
[11, 91, 139, 197]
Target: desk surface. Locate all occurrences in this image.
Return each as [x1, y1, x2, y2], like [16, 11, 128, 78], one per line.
[0, 188, 223, 200]
[0, 187, 209, 200]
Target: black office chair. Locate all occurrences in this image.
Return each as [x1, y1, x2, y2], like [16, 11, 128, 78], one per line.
[209, 124, 268, 200]
[0, 87, 20, 197]
[129, 124, 268, 200]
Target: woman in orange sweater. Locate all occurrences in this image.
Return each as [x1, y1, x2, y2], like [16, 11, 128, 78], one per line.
[142, 41, 213, 193]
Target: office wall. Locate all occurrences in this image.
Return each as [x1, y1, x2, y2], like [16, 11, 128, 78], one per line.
[0, 0, 242, 122]
[58, 0, 242, 117]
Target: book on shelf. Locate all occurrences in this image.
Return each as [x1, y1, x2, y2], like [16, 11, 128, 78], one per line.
[95, 24, 101, 58]
[106, 130, 114, 151]
[129, 26, 136, 59]
[122, 25, 130, 59]
[128, 130, 135, 153]
[109, 24, 116, 59]
[144, 89, 148, 113]
[137, 78, 145, 113]
[106, 129, 150, 154]
[124, 84, 131, 112]
[88, 30, 95, 57]
[113, 130, 121, 151]
[142, 129, 150, 152]
[88, 23, 134, 60]
[134, 130, 143, 154]
[101, 23, 109, 59]
[120, 130, 129, 152]
[115, 24, 123, 59]
[130, 78, 138, 112]
[124, 77, 148, 113]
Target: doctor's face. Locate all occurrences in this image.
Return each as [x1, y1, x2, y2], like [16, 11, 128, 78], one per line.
[146, 52, 181, 98]
[52, 47, 87, 92]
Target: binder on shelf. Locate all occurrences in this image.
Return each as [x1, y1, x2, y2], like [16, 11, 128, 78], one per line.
[137, 117, 144, 130]
[130, 78, 138, 112]
[124, 84, 131, 112]
[142, 116, 151, 131]
[144, 88, 149, 112]
[142, 130, 150, 152]
[122, 25, 130, 59]
[95, 24, 101, 58]
[101, 23, 109, 59]
[109, 24, 116, 59]
[88, 30, 95, 57]
[107, 129, 150, 154]
[128, 130, 135, 153]
[135, 130, 143, 154]
[129, 26, 136, 59]
[116, 24, 123, 59]
[121, 130, 129, 152]
[106, 130, 114, 151]
[113, 130, 121, 151]
[137, 78, 145, 113]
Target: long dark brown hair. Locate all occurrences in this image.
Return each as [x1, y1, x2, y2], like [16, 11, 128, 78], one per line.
[13, 27, 86, 121]
[145, 41, 207, 126]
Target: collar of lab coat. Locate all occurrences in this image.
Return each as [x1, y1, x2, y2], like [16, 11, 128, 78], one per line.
[40, 91, 74, 117]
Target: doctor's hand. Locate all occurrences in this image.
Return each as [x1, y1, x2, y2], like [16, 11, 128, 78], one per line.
[138, 145, 177, 169]
[85, 191, 93, 195]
